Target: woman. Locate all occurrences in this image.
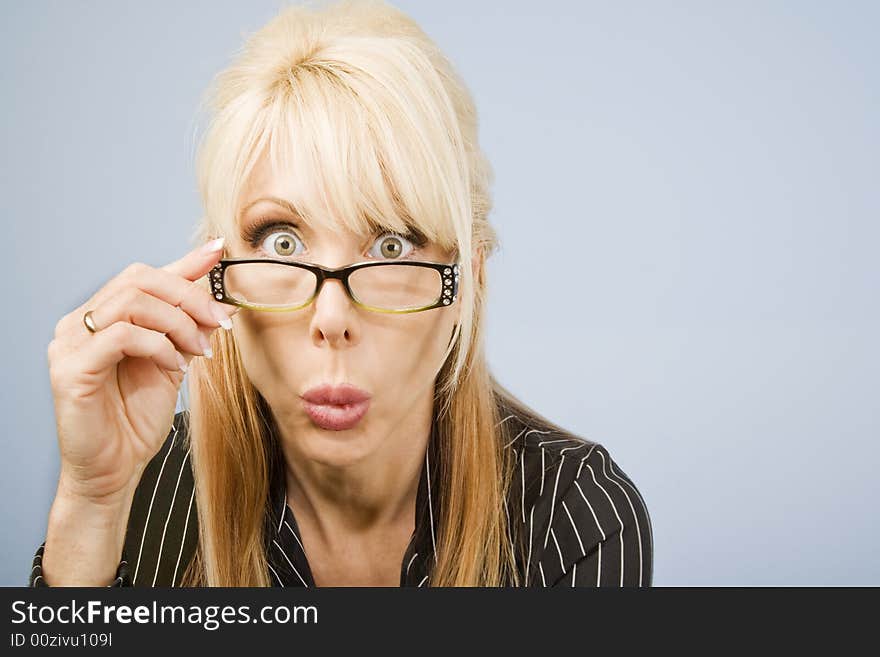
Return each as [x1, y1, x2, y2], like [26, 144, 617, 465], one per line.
[30, 0, 652, 587]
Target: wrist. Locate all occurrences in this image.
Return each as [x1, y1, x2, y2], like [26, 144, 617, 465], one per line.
[50, 479, 135, 537]
[55, 468, 140, 512]
[43, 491, 131, 587]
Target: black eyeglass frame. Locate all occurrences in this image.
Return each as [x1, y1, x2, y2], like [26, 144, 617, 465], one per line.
[207, 258, 461, 314]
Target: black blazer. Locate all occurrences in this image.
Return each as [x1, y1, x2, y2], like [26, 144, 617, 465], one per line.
[30, 398, 653, 587]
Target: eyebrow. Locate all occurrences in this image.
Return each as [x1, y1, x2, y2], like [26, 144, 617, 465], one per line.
[237, 195, 416, 241]
[239, 196, 305, 221]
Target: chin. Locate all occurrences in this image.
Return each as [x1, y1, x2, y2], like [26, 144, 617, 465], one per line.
[299, 424, 373, 463]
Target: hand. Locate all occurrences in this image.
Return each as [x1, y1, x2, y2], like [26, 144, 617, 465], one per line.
[46, 237, 238, 505]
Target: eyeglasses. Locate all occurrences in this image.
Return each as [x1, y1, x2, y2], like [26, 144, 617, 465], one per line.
[207, 258, 460, 314]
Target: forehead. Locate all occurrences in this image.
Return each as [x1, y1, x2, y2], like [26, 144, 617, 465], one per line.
[236, 150, 386, 238]
[238, 154, 302, 218]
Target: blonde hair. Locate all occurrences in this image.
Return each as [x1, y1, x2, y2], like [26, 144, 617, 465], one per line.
[179, 0, 549, 586]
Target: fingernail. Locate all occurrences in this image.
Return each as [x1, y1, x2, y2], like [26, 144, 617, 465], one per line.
[175, 351, 188, 373]
[198, 333, 213, 358]
[201, 237, 225, 254]
[212, 304, 233, 330]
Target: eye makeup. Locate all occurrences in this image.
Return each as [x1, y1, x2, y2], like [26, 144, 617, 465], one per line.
[241, 216, 429, 251]
[240, 218, 300, 248]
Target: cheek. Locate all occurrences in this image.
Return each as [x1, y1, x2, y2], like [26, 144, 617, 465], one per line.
[227, 309, 456, 389]
[390, 312, 455, 375]
[228, 317, 304, 385]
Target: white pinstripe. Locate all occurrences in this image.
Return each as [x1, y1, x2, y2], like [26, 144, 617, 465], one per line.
[539, 448, 546, 496]
[503, 424, 529, 449]
[152, 447, 191, 586]
[277, 483, 286, 533]
[550, 528, 566, 575]
[171, 486, 195, 587]
[525, 504, 535, 583]
[573, 480, 606, 541]
[609, 457, 654, 581]
[584, 463, 625, 586]
[405, 552, 418, 577]
[560, 500, 586, 557]
[267, 562, 284, 586]
[272, 539, 309, 587]
[133, 425, 177, 585]
[597, 449, 644, 586]
[560, 440, 591, 455]
[425, 446, 437, 564]
[576, 444, 598, 479]
[525, 428, 554, 441]
[542, 455, 565, 550]
[537, 439, 580, 447]
[284, 518, 307, 555]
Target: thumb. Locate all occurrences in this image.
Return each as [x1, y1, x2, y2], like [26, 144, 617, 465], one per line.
[161, 237, 226, 281]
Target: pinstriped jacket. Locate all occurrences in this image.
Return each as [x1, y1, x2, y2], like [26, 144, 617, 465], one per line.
[30, 398, 653, 587]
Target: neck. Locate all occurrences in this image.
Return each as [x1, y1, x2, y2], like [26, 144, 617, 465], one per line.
[278, 393, 433, 542]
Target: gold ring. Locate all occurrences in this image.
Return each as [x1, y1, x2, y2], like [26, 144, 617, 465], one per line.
[83, 310, 99, 333]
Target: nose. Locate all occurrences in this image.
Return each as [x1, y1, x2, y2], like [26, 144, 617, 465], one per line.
[309, 275, 358, 346]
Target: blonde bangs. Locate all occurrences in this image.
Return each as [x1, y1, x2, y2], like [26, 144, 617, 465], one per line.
[201, 39, 465, 259]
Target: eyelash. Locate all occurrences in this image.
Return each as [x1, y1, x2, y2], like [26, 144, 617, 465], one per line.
[242, 218, 428, 256]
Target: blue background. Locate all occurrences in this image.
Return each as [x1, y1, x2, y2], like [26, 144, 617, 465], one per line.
[2, 0, 877, 586]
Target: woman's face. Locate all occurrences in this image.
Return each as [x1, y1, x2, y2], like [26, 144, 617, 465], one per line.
[228, 154, 461, 465]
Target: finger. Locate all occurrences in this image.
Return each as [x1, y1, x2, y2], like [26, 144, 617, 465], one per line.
[56, 240, 239, 341]
[64, 321, 187, 381]
[69, 236, 227, 328]
[79, 287, 213, 358]
[57, 273, 236, 348]
[162, 236, 226, 281]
